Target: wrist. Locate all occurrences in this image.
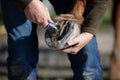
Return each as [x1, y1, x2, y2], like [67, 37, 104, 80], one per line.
[81, 32, 94, 38]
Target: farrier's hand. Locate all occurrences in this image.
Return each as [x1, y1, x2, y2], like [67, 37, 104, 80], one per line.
[62, 32, 93, 55]
[24, 0, 53, 28]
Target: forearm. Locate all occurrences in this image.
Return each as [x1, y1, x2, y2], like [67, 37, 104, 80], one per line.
[81, 0, 109, 35]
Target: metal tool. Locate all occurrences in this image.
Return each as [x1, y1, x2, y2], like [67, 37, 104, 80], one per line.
[45, 22, 58, 37]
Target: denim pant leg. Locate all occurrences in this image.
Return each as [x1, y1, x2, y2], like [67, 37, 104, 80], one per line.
[68, 37, 103, 80]
[1, 0, 39, 80]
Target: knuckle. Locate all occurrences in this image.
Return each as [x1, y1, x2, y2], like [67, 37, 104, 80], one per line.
[36, 18, 41, 23]
[72, 51, 77, 55]
[36, 19, 43, 26]
[36, 18, 44, 24]
[71, 49, 78, 55]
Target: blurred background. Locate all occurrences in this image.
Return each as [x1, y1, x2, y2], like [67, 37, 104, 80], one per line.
[0, 0, 119, 80]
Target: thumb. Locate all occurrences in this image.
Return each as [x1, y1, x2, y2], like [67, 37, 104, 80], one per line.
[47, 12, 54, 23]
[68, 38, 78, 46]
[42, 20, 48, 28]
[48, 18, 54, 23]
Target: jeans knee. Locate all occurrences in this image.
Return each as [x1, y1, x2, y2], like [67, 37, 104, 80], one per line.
[8, 20, 33, 41]
[83, 70, 103, 80]
[27, 69, 37, 80]
[7, 58, 32, 80]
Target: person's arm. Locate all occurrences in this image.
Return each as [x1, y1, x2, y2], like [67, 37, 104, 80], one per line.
[62, 0, 109, 54]
[12, 0, 53, 27]
[81, 0, 109, 35]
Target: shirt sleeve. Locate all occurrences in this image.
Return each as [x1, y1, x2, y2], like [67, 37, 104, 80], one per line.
[81, 0, 109, 35]
[12, 0, 32, 11]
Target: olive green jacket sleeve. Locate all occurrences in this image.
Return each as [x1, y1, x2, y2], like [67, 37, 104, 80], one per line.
[12, 0, 32, 10]
[81, 0, 109, 35]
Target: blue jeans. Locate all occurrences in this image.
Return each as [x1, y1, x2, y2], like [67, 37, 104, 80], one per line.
[1, 0, 38, 80]
[1, 0, 103, 80]
[68, 38, 103, 80]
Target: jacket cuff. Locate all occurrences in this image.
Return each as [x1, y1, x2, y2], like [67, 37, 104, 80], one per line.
[81, 26, 98, 35]
[12, 0, 32, 11]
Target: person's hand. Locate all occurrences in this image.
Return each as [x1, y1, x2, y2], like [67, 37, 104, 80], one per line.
[62, 32, 94, 55]
[24, 0, 53, 28]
